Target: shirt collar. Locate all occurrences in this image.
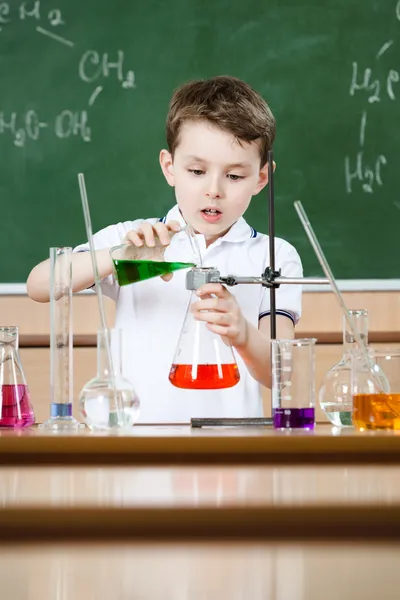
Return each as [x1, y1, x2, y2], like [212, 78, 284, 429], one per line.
[163, 205, 255, 243]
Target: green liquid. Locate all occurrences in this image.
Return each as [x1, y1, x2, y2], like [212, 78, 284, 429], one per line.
[113, 259, 195, 285]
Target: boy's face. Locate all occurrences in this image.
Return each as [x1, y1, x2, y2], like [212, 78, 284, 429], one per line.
[160, 120, 269, 244]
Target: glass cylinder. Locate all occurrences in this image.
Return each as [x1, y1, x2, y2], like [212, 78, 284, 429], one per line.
[272, 338, 317, 430]
[79, 328, 140, 430]
[319, 309, 368, 427]
[41, 247, 81, 430]
[0, 326, 35, 428]
[351, 347, 398, 430]
[169, 285, 240, 390]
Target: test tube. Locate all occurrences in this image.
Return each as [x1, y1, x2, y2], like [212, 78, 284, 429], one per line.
[41, 247, 82, 430]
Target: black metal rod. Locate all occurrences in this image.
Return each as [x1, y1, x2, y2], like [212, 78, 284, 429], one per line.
[267, 150, 276, 340]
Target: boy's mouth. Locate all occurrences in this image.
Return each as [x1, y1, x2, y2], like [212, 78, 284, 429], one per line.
[201, 207, 222, 223]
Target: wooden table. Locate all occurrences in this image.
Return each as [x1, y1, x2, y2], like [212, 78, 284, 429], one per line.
[0, 425, 400, 542]
[1, 425, 399, 599]
[1, 424, 400, 466]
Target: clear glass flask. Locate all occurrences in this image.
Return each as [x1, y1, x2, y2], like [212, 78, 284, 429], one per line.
[319, 309, 368, 427]
[272, 338, 316, 430]
[79, 328, 140, 430]
[110, 224, 201, 286]
[169, 282, 240, 390]
[41, 247, 82, 431]
[0, 326, 35, 428]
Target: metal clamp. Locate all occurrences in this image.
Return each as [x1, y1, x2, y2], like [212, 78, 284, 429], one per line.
[186, 267, 330, 291]
[185, 268, 221, 290]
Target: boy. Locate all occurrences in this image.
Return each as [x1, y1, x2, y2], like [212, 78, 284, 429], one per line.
[27, 76, 302, 423]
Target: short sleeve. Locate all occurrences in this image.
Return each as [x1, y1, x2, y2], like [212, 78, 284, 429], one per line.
[73, 218, 158, 301]
[259, 239, 303, 325]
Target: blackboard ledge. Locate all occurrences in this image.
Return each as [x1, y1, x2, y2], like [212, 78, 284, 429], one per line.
[2, 281, 400, 295]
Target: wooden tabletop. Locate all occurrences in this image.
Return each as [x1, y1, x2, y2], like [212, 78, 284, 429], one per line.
[1, 424, 400, 465]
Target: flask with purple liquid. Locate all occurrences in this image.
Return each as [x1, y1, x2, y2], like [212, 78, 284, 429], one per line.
[0, 326, 35, 428]
[272, 338, 317, 430]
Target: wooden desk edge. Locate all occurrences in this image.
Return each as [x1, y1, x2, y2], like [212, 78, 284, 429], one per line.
[0, 506, 400, 542]
[1, 435, 400, 465]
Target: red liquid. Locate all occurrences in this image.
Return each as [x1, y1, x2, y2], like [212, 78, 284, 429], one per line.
[0, 385, 35, 428]
[169, 364, 240, 390]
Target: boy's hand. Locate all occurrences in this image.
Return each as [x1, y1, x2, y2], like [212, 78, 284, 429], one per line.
[123, 220, 181, 248]
[123, 220, 181, 282]
[191, 283, 248, 347]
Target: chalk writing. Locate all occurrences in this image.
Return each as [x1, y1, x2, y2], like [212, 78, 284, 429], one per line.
[0, 5, 137, 148]
[345, 153, 387, 194]
[0, 1, 65, 29]
[346, 29, 398, 193]
[349, 41, 399, 102]
[79, 50, 136, 89]
[0, 109, 91, 147]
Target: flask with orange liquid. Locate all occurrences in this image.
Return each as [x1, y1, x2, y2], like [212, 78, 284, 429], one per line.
[169, 267, 240, 390]
[351, 348, 398, 430]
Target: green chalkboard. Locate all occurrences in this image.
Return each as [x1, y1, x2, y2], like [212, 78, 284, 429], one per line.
[1, 0, 400, 283]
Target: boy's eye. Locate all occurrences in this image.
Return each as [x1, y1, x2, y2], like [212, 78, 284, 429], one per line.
[189, 169, 205, 176]
[227, 174, 244, 181]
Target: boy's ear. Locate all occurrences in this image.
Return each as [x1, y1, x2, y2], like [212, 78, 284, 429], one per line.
[253, 161, 276, 195]
[159, 149, 175, 186]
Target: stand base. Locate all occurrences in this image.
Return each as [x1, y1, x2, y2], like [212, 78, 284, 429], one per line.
[190, 417, 273, 428]
[39, 416, 85, 431]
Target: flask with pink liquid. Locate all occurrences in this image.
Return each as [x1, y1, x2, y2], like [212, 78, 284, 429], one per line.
[0, 326, 35, 428]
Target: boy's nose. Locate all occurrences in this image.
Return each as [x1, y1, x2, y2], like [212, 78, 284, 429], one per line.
[205, 190, 221, 199]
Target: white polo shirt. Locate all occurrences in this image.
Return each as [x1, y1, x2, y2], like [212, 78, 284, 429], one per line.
[74, 204, 303, 423]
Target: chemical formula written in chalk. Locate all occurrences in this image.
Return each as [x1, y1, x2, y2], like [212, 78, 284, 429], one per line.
[0, 2, 137, 147]
[0, 109, 91, 147]
[345, 4, 400, 195]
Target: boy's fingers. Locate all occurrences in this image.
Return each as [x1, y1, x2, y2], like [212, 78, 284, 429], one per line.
[192, 298, 229, 312]
[153, 222, 173, 246]
[161, 273, 174, 282]
[138, 222, 156, 247]
[166, 220, 182, 233]
[124, 231, 143, 246]
[197, 283, 229, 298]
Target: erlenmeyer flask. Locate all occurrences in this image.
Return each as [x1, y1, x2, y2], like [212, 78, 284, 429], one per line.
[0, 326, 35, 428]
[79, 328, 140, 430]
[169, 282, 240, 390]
[110, 225, 201, 286]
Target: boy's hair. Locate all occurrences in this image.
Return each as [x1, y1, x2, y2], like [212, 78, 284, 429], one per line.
[166, 76, 276, 167]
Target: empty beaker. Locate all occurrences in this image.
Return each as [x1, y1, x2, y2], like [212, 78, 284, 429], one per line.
[351, 347, 397, 430]
[169, 270, 240, 389]
[319, 309, 368, 427]
[0, 326, 35, 428]
[110, 225, 201, 286]
[79, 328, 140, 430]
[272, 338, 317, 430]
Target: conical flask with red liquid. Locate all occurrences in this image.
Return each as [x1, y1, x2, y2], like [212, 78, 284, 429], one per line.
[0, 326, 35, 428]
[169, 278, 240, 390]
